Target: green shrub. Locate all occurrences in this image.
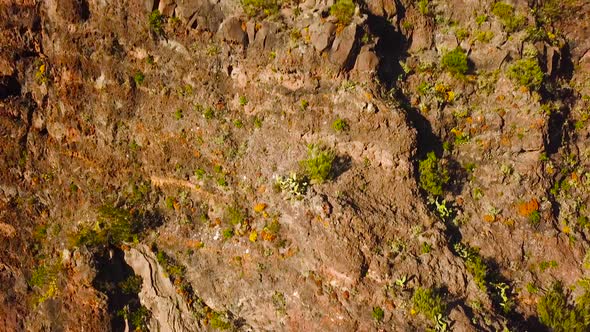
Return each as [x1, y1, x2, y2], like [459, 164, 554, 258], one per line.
[148, 10, 164, 35]
[119, 275, 143, 295]
[74, 205, 149, 248]
[301, 144, 335, 183]
[537, 282, 590, 332]
[441, 47, 469, 76]
[332, 118, 349, 132]
[242, 0, 279, 17]
[418, 152, 450, 197]
[222, 228, 234, 239]
[210, 311, 232, 330]
[330, 0, 355, 26]
[372, 306, 385, 321]
[134, 71, 145, 85]
[129, 305, 150, 330]
[227, 205, 245, 225]
[417, 0, 430, 15]
[412, 287, 446, 321]
[454, 243, 489, 290]
[491, 2, 526, 33]
[507, 58, 544, 91]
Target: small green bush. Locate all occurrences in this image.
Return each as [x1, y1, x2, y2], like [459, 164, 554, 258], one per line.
[417, 0, 430, 16]
[134, 72, 145, 85]
[301, 144, 335, 183]
[148, 10, 164, 35]
[330, 0, 355, 26]
[507, 58, 544, 91]
[210, 311, 232, 330]
[412, 287, 446, 321]
[441, 47, 469, 76]
[418, 152, 450, 197]
[242, 0, 279, 17]
[537, 282, 590, 332]
[372, 306, 385, 321]
[332, 118, 349, 132]
[74, 205, 149, 248]
[492, 2, 526, 33]
[119, 275, 143, 295]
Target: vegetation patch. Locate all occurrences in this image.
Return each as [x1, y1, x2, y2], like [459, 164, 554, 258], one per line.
[412, 287, 446, 321]
[242, 0, 279, 17]
[301, 144, 336, 183]
[441, 47, 469, 76]
[418, 152, 450, 197]
[507, 58, 544, 91]
[330, 0, 355, 26]
[492, 2, 526, 32]
[537, 282, 590, 331]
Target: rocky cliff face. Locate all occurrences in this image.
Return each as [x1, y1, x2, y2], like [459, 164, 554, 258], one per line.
[1, 0, 590, 331]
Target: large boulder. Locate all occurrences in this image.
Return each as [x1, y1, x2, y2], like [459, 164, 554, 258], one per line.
[330, 24, 359, 68]
[218, 16, 247, 46]
[309, 21, 336, 53]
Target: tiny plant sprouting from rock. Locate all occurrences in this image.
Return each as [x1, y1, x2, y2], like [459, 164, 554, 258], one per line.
[332, 118, 349, 132]
[395, 275, 408, 288]
[239, 95, 248, 106]
[372, 306, 384, 322]
[133, 71, 145, 85]
[276, 173, 308, 199]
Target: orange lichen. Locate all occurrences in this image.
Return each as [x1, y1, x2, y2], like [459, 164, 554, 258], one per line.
[518, 198, 539, 217]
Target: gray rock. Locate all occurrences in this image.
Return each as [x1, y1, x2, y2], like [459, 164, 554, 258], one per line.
[309, 21, 336, 53]
[330, 24, 359, 68]
[219, 16, 247, 46]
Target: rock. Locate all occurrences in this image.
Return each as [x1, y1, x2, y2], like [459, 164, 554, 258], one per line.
[219, 16, 247, 46]
[246, 20, 256, 45]
[469, 45, 508, 71]
[124, 245, 200, 332]
[144, 0, 156, 12]
[253, 22, 279, 50]
[309, 21, 336, 53]
[354, 45, 379, 73]
[546, 46, 560, 76]
[330, 24, 359, 68]
[56, 0, 90, 22]
[0, 55, 14, 76]
[158, 0, 176, 16]
[366, 0, 397, 17]
[408, 17, 433, 52]
[174, 0, 199, 21]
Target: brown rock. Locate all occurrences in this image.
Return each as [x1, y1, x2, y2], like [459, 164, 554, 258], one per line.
[158, 0, 176, 16]
[219, 16, 247, 46]
[366, 0, 397, 18]
[309, 21, 336, 53]
[354, 45, 379, 73]
[56, 0, 89, 22]
[330, 24, 359, 68]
